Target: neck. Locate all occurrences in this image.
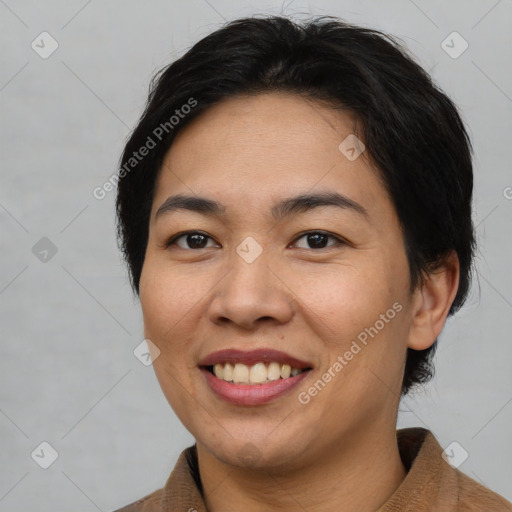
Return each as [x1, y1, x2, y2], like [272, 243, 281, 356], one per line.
[196, 425, 406, 512]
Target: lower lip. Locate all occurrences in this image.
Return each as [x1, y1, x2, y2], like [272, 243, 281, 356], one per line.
[201, 368, 311, 406]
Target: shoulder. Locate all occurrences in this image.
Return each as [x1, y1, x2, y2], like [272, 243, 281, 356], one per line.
[455, 470, 512, 511]
[392, 428, 512, 511]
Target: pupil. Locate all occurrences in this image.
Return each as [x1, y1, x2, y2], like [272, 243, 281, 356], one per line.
[189, 234, 207, 248]
[308, 233, 327, 249]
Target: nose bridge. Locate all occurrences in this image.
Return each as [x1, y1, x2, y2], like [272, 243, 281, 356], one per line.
[231, 236, 273, 294]
[208, 235, 293, 327]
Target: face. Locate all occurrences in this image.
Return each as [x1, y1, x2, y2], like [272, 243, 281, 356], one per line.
[139, 92, 417, 471]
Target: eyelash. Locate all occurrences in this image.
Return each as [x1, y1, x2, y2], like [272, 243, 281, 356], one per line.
[164, 230, 348, 251]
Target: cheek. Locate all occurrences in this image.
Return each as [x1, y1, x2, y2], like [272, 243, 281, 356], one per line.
[140, 257, 200, 325]
[139, 261, 197, 359]
[139, 262, 204, 415]
[289, 263, 394, 341]
[290, 260, 409, 388]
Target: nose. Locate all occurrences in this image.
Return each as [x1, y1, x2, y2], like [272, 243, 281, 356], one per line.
[207, 245, 294, 330]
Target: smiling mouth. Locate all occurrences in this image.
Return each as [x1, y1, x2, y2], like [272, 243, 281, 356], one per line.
[203, 362, 313, 385]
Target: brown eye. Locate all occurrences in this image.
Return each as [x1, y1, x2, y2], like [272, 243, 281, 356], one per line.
[166, 231, 218, 250]
[292, 231, 345, 250]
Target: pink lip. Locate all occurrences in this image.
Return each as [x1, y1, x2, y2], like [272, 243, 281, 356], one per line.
[201, 367, 311, 406]
[198, 349, 312, 369]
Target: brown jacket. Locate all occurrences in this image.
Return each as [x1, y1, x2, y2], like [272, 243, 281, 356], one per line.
[113, 428, 512, 511]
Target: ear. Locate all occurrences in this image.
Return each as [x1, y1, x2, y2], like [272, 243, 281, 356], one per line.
[407, 250, 460, 351]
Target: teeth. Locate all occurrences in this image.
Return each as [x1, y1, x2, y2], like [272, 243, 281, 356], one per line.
[267, 362, 281, 381]
[223, 363, 234, 381]
[249, 362, 267, 384]
[210, 361, 307, 384]
[213, 364, 223, 378]
[280, 364, 291, 379]
[233, 363, 250, 384]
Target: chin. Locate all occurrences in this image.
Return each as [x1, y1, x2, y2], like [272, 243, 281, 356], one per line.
[196, 425, 313, 471]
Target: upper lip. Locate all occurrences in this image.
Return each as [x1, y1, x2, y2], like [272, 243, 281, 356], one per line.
[198, 349, 313, 369]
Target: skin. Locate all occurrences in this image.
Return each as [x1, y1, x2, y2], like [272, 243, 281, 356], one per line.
[139, 92, 460, 512]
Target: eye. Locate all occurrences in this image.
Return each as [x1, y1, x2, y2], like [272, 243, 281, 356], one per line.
[291, 230, 346, 250]
[165, 231, 219, 250]
[164, 230, 347, 251]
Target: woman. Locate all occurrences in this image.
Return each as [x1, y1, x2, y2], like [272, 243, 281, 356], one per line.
[113, 15, 512, 511]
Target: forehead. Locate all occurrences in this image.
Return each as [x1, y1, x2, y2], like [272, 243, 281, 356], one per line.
[152, 92, 391, 223]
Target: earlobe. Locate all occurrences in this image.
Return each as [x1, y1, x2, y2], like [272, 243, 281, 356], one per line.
[407, 251, 460, 351]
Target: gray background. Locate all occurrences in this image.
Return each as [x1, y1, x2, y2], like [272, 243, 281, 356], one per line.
[1, 0, 511, 510]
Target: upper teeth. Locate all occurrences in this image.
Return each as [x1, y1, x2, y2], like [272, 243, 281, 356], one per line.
[213, 362, 304, 384]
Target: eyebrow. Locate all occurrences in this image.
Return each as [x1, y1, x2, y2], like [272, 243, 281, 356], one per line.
[155, 191, 369, 222]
